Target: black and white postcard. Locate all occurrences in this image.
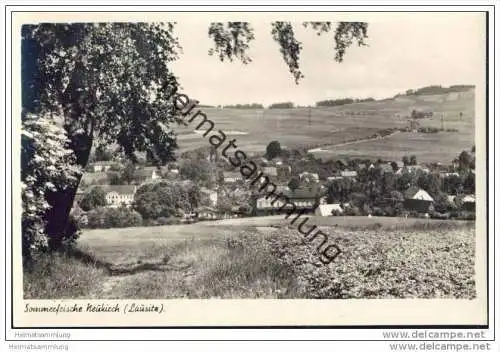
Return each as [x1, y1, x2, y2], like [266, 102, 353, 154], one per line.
[4, 7, 496, 342]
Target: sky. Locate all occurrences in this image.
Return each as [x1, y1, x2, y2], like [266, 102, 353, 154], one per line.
[168, 12, 485, 107]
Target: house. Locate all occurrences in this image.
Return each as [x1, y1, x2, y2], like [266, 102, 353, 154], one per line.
[99, 185, 137, 208]
[462, 195, 476, 212]
[81, 171, 108, 186]
[277, 164, 292, 177]
[200, 187, 218, 207]
[439, 171, 460, 178]
[407, 165, 430, 174]
[299, 172, 319, 183]
[259, 157, 270, 166]
[259, 183, 290, 195]
[223, 171, 243, 183]
[254, 188, 321, 215]
[395, 167, 405, 175]
[327, 176, 343, 182]
[403, 187, 434, 213]
[262, 166, 278, 177]
[91, 161, 113, 173]
[273, 157, 284, 166]
[165, 168, 179, 179]
[276, 184, 290, 193]
[315, 203, 343, 216]
[195, 206, 218, 220]
[341, 170, 358, 178]
[135, 166, 162, 182]
[447, 195, 457, 204]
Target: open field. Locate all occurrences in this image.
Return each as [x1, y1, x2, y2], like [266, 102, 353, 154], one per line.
[197, 214, 467, 229]
[174, 90, 475, 163]
[314, 130, 474, 164]
[24, 217, 475, 299]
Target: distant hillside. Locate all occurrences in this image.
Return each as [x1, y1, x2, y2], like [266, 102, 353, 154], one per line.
[398, 84, 475, 97]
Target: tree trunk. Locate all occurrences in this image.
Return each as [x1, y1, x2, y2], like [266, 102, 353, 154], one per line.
[45, 132, 93, 251]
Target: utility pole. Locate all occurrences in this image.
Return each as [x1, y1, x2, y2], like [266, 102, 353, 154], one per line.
[308, 106, 312, 126]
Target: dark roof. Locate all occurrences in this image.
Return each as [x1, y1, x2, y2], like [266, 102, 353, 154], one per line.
[200, 187, 216, 194]
[341, 170, 357, 177]
[403, 187, 433, 201]
[281, 188, 320, 199]
[135, 166, 162, 177]
[196, 206, 217, 212]
[93, 185, 136, 195]
[404, 186, 421, 199]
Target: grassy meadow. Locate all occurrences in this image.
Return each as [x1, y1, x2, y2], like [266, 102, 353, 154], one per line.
[174, 90, 475, 164]
[24, 216, 476, 299]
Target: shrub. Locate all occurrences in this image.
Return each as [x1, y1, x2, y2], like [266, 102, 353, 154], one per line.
[372, 207, 384, 216]
[156, 217, 171, 225]
[157, 217, 182, 226]
[21, 111, 81, 258]
[79, 187, 107, 211]
[430, 211, 450, 220]
[85, 207, 142, 229]
[454, 211, 476, 221]
[142, 218, 159, 227]
[344, 205, 361, 216]
[331, 209, 343, 216]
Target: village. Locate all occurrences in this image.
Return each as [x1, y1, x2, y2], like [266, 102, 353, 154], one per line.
[71, 140, 476, 229]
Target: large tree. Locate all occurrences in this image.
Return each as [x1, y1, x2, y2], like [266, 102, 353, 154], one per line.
[266, 140, 282, 159]
[23, 23, 181, 250]
[22, 21, 368, 255]
[79, 187, 107, 212]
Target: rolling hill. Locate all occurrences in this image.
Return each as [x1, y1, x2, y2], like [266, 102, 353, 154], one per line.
[174, 88, 475, 164]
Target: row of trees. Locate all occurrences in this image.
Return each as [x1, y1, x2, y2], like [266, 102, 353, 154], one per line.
[223, 103, 264, 109]
[315, 97, 375, 107]
[85, 207, 142, 229]
[268, 102, 295, 109]
[404, 85, 475, 96]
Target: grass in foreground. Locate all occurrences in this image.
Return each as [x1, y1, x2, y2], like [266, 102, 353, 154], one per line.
[23, 253, 107, 299]
[23, 220, 476, 299]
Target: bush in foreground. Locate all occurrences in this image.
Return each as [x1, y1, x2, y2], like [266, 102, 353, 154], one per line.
[86, 207, 143, 229]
